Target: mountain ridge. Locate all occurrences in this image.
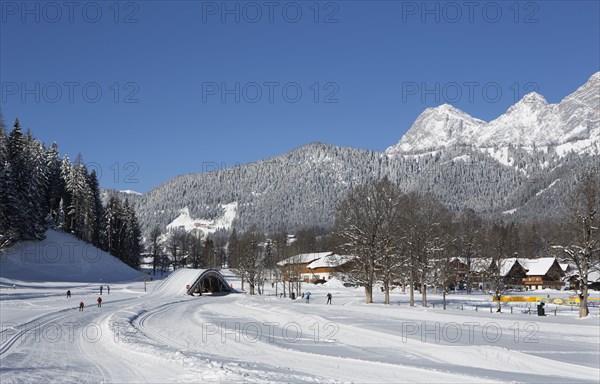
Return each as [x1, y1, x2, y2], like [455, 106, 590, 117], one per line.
[119, 73, 600, 237]
[386, 72, 599, 154]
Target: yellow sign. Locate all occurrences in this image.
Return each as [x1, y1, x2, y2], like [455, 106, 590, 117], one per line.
[493, 296, 539, 302]
[492, 295, 600, 305]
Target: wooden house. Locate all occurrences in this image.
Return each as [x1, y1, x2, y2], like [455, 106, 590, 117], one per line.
[520, 258, 564, 290]
[306, 254, 355, 282]
[277, 252, 332, 282]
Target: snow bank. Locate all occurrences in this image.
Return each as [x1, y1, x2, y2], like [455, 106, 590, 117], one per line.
[0, 230, 141, 285]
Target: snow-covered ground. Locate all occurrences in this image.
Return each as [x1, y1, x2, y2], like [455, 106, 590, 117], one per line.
[1, 234, 599, 383]
[1, 280, 599, 383]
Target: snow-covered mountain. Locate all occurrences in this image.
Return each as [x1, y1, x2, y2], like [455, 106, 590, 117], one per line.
[126, 73, 599, 236]
[385, 104, 487, 153]
[386, 72, 600, 154]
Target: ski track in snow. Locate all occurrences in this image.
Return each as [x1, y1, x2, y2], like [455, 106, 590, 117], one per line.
[1, 276, 599, 383]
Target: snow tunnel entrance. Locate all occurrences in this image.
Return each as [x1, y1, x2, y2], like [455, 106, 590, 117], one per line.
[187, 269, 232, 296]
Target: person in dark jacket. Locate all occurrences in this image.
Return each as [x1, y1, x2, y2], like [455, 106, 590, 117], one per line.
[326, 293, 332, 304]
[66, 290, 71, 299]
[100, 285, 103, 295]
[79, 301, 84, 311]
[97, 297, 102, 307]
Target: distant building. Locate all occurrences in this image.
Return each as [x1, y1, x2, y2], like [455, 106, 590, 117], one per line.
[277, 252, 354, 283]
[277, 252, 331, 282]
[472, 257, 565, 291]
[520, 258, 564, 290]
[306, 254, 355, 282]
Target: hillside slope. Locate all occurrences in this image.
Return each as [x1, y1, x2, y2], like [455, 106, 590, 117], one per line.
[0, 230, 141, 284]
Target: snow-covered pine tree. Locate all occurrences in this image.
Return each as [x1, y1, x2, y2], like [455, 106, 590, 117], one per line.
[122, 199, 142, 269]
[86, 170, 103, 247]
[64, 154, 94, 242]
[60, 156, 73, 232]
[0, 161, 18, 247]
[101, 194, 123, 257]
[23, 130, 49, 239]
[45, 142, 63, 225]
[6, 119, 29, 240]
[0, 123, 13, 247]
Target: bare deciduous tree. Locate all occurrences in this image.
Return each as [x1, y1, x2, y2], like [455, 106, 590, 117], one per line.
[335, 179, 404, 304]
[231, 226, 265, 295]
[457, 209, 482, 294]
[554, 172, 600, 317]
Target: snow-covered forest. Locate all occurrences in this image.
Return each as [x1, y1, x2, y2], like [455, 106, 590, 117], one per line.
[0, 115, 142, 268]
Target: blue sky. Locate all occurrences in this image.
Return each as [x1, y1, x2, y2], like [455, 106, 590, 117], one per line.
[1, 0, 599, 192]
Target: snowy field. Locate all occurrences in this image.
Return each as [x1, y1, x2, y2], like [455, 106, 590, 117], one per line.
[2, 277, 600, 383]
[1, 232, 599, 383]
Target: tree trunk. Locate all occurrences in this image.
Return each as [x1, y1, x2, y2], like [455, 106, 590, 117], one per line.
[579, 286, 589, 318]
[384, 281, 390, 305]
[409, 278, 415, 307]
[466, 257, 472, 294]
[249, 283, 255, 295]
[442, 289, 446, 310]
[364, 284, 373, 304]
[421, 281, 427, 307]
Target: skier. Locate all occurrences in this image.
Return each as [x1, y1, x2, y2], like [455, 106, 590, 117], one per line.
[107, 285, 110, 295]
[305, 291, 311, 304]
[66, 290, 71, 299]
[97, 297, 102, 307]
[326, 292, 332, 305]
[100, 285, 103, 295]
[79, 301, 84, 311]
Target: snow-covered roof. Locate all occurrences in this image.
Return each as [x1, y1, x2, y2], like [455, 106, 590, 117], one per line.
[498, 258, 521, 277]
[450, 257, 563, 277]
[277, 252, 333, 266]
[519, 258, 560, 276]
[559, 263, 569, 272]
[307, 254, 354, 269]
